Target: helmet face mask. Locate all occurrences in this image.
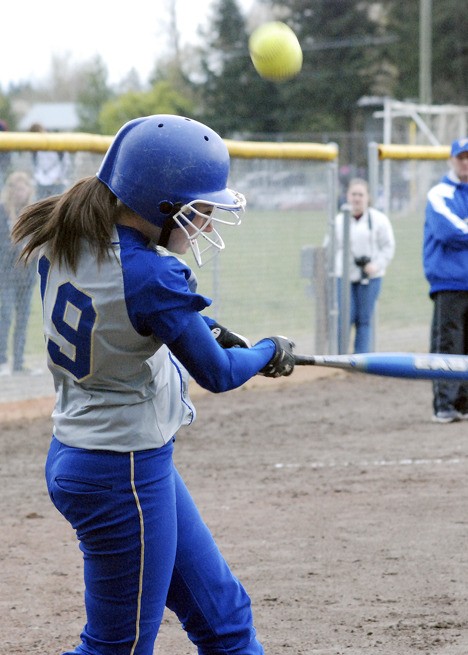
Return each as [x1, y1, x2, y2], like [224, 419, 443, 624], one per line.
[172, 191, 245, 266]
[97, 114, 245, 265]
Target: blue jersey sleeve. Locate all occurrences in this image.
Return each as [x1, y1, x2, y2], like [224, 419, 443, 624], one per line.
[168, 313, 276, 393]
[116, 225, 275, 388]
[121, 242, 211, 343]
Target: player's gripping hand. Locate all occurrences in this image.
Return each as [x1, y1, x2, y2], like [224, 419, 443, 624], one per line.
[258, 336, 295, 377]
[210, 321, 251, 349]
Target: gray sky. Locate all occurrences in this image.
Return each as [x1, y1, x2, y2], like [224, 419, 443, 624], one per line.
[1, 0, 253, 88]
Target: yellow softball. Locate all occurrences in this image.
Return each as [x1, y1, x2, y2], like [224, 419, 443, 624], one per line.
[248, 21, 303, 82]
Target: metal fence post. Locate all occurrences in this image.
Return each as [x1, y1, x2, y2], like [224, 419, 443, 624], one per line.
[339, 203, 351, 354]
[368, 142, 382, 351]
[326, 156, 339, 354]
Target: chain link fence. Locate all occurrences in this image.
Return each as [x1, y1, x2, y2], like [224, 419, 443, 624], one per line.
[0, 134, 339, 402]
[0, 131, 459, 407]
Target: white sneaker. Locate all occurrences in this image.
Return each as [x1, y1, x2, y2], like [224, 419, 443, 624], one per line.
[432, 410, 461, 424]
[0, 363, 11, 376]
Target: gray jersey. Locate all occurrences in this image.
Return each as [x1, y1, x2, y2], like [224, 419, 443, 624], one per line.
[37, 226, 207, 451]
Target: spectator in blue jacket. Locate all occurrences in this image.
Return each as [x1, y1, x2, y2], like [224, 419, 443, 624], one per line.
[423, 138, 468, 423]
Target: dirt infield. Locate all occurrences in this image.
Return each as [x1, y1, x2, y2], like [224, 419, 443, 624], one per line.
[2, 369, 468, 654]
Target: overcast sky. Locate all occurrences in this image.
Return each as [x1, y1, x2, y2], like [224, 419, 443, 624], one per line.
[1, 0, 254, 88]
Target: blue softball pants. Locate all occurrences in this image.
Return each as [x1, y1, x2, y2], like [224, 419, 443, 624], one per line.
[45, 436, 264, 655]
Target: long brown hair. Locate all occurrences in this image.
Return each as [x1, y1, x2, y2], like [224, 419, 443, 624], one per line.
[12, 176, 124, 272]
[2, 171, 35, 223]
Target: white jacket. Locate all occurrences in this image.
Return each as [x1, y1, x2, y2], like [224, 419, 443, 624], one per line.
[332, 207, 395, 282]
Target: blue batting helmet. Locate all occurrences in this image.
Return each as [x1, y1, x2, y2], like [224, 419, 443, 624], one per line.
[97, 114, 241, 228]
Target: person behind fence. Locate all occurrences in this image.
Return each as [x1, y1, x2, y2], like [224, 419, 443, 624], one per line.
[0, 171, 37, 375]
[0, 119, 12, 188]
[12, 114, 296, 655]
[29, 122, 70, 199]
[332, 178, 395, 354]
[423, 137, 468, 424]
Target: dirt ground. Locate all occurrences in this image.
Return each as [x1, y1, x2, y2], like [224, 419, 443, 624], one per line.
[2, 368, 468, 655]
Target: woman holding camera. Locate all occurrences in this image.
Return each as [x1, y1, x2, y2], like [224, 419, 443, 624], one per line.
[333, 178, 395, 354]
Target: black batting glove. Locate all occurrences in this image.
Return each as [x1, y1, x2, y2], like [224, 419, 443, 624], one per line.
[258, 336, 295, 377]
[210, 321, 251, 349]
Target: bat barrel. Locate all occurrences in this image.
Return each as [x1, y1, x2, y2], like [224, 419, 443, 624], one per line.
[293, 352, 468, 380]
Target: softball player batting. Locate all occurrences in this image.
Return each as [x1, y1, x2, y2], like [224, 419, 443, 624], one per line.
[13, 115, 295, 655]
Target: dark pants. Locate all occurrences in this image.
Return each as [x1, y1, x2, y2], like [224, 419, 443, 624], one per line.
[0, 277, 35, 370]
[430, 290, 468, 413]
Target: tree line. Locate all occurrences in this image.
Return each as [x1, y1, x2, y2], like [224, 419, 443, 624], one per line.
[0, 0, 466, 139]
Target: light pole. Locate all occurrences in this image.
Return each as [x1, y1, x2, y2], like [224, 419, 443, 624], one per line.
[419, 0, 432, 106]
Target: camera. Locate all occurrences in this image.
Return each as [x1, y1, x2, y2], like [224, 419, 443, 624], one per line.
[354, 256, 371, 282]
